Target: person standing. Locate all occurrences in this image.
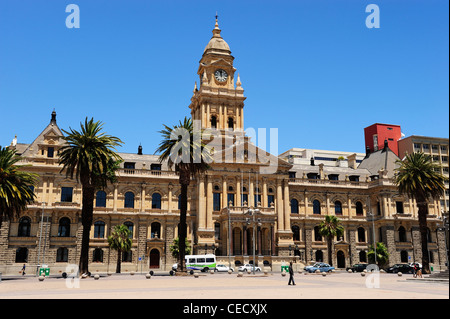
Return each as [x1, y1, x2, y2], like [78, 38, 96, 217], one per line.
[288, 261, 295, 285]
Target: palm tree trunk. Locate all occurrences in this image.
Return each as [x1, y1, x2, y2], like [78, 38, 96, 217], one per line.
[178, 169, 190, 273]
[417, 200, 430, 274]
[79, 179, 95, 275]
[116, 250, 122, 273]
[327, 237, 333, 266]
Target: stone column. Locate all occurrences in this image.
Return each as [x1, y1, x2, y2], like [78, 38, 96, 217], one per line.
[262, 177, 268, 207]
[236, 178, 241, 206]
[385, 226, 397, 265]
[113, 184, 118, 212]
[222, 176, 227, 209]
[276, 180, 284, 231]
[305, 227, 313, 263]
[206, 176, 213, 230]
[198, 177, 206, 229]
[348, 229, 358, 265]
[411, 226, 422, 263]
[283, 180, 290, 231]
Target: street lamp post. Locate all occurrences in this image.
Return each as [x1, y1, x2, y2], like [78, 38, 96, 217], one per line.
[245, 208, 261, 275]
[37, 202, 46, 276]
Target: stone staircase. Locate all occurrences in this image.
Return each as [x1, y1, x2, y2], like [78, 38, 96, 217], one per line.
[428, 269, 449, 279]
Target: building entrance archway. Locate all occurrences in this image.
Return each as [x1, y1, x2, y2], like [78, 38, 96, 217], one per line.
[149, 248, 160, 269]
[337, 250, 346, 268]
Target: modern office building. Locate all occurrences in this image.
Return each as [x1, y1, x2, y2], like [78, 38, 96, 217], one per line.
[364, 123, 402, 156]
[398, 135, 450, 214]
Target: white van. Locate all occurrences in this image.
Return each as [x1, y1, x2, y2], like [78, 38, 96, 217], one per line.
[172, 254, 217, 272]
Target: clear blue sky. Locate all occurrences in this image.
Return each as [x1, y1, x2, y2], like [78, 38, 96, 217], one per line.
[0, 0, 448, 155]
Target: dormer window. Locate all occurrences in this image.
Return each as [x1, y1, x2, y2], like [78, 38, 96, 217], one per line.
[47, 147, 54, 158]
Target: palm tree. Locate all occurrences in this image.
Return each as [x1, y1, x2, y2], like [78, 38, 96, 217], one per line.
[170, 237, 192, 261]
[59, 117, 123, 274]
[394, 152, 447, 273]
[155, 117, 211, 272]
[367, 242, 389, 269]
[318, 215, 344, 267]
[0, 147, 38, 228]
[108, 224, 133, 273]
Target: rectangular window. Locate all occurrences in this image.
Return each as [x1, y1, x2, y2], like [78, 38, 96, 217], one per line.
[242, 193, 248, 206]
[254, 194, 261, 206]
[289, 171, 296, 179]
[189, 258, 195, 264]
[124, 162, 135, 169]
[213, 193, 221, 211]
[423, 144, 430, 150]
[206, 258, 215, 263]
[441, 156, 448, 162]
[414, 143, 421, 149]
[227, 193, 235, 206]
[197, 258, 205, 263]
[150, 163, 161, 170]
[396, 201, 404, 214]
[267, 195, 275, 206]
[441, 145, 448, 151]
[328, 174, 339, 181]
[47, 147, 54, 158]
[61, 187, 73, 202]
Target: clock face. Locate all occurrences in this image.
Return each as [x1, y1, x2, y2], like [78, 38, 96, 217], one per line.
[214, 69, 228, 82]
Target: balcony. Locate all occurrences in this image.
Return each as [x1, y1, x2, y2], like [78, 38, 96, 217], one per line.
[117, 169, 178, 179]
[288, 178, 370, 189]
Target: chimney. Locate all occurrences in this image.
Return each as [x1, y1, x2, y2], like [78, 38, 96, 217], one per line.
[310, 157, 315, 166]
[138, 144, 143, 155]
[347, 153, 357, 169]
[365, 146, 371, 157]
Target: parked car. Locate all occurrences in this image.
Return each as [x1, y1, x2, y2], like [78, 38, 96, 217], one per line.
[215, 264, 234, 272]
[304, 262, 321, 272]
[346, 264, 368, 273]
[409, 262, 422, 269]
[305, 262, 335, 273]
[386, 264, 414, 274]
[238, 264, 261, 272]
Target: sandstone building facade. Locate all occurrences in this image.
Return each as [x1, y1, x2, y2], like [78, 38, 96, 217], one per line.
[0, 19, 448, 275]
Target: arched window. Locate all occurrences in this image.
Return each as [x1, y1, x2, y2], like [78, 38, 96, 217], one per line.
[313, 200, 321, 215]
[124, 221, 134, 238]
[93, 248, 103, 262]
[94, 221, 105, 238]
[152, 193, 161, 209]
[124, 192, 134, 208]
[398, 226, 407, 242]
[290, 199, 299, 214]
[58, 217, 71, 237]
[18, 217, 31, 237]
[292, 225, 300, 241]
[56, 247, 69, 262]
[356, 201, 364, 216]
[334, 201, 342, 215]
[314, 226, 322, 241]
[151, 222, 161, 239]
[96, 191, 107, 207]
[358, 227, 366, 242]
[211, 116, 217, 129]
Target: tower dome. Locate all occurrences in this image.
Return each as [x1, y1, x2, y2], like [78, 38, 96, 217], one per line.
[203, 17, 231, 55]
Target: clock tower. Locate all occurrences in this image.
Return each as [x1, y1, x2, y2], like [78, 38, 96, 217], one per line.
[189, 17, 246, 134]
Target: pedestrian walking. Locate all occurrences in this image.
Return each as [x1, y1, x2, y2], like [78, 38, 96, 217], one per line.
[288, 261, 295, 285]
[21, 264, 26, 276]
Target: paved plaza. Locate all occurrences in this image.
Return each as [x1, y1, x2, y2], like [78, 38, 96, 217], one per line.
[0, 271, 448, 299]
